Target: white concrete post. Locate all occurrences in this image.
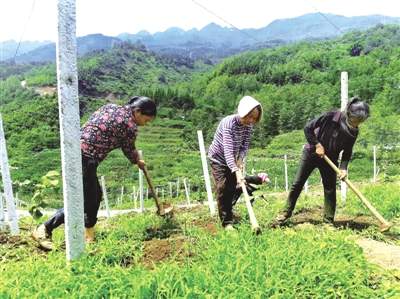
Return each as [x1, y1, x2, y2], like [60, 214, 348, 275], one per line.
[0, 194, 5, 230]
[284, 154, 288, 192]
[183, 178, 191, 205]
[56, 0, 85, 260]
[0, 114, 19, 235]
[138, 150, 144, 212]
[197, 130, 216, 215]
[100, 176, 110, 218]
[340, 71, 348, 204]
[341, 72, 349, 111]
[302, 145, 309, 193]
[373, 146, 377, 183]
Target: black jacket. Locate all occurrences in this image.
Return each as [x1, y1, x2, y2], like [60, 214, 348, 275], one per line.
[304, 110, 358, 169]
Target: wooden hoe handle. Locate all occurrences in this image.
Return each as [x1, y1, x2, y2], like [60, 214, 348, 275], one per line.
[322, 155, 391, 230]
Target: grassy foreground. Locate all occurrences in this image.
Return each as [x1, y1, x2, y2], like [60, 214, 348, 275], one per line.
[1, 182, 399, 298]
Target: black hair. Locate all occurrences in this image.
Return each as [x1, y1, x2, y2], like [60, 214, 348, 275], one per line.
[346, 96, 370, 121]
[127, 96, 157, 117]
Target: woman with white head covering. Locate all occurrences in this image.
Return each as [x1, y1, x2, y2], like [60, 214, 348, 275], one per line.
[208, 96, 266, 230]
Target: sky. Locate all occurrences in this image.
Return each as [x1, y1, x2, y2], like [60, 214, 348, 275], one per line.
[0, 0, 399, 42]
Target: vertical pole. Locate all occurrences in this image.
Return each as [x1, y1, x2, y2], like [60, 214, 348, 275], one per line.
[373, 146, 377, 183]
[183, 178, 191, 205]
[138, 150, 144, 212]
[0, 114, 19, 235]
[162, 188, 164, 200]
[340, 71, 348, 204]
[169, 182, 172, 197]
[302, 145, 308, 193]
[197, 130, 216, 216]
[120, 186, 124, 205]
[284, 154, 288, 192]
[0, 194, 5, 230]
[176, 178, 180, 197]
[56, 0, 85, 260]
[100, 176, 110, 218]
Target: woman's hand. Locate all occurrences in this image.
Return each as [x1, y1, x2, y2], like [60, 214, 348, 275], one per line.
[137, 159, 146, 170]
[339, 169, 347, 180]
[315, 143, 325, 158]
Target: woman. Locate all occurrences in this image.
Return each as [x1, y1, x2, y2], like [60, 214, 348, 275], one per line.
[32, 96, 156, 249]
[273, 97, 370, 226]
[208, 95, 264, 230]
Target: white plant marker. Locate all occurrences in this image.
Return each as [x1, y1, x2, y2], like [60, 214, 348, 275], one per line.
[284, 154, 288, 192]
[138, 150, 144, 212]
[56, 0, 85, 260]
[176, 178, 180, 197]
[169, 182, 173, 197]
[0, 115, 19, 235]
[0, 194, 5, 231]
[100, 176, 110, 218]
[302, 145, 309, 193]
[183, 178, 191, 205]
[197, 130, 216, 215]
[340, 71, 348, 204]
[119, 186, 124, 205]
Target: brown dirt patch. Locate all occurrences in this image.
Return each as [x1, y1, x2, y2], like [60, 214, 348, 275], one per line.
[141, 236, 193, 267]
[0, 232, 28, 247]
[192, 218, 218, 235]
[290, 207, 379, 231]
[356, 238, 400, 270]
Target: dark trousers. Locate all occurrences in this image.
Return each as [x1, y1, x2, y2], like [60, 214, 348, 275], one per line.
[44, 155, 102, 234]
[210, 162, 238, 227]
[283, 150, 338, 223]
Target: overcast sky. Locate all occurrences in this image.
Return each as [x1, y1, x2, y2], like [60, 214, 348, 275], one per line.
[1, 0, 399, 42]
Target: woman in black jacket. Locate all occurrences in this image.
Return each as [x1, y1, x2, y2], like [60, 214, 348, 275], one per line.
[273, 97, 370, 226]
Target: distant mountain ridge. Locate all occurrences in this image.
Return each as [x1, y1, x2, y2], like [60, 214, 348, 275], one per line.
[5, 13, 400, 63]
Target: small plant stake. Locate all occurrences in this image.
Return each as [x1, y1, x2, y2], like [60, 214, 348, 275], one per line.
[100, 176, 111, 218]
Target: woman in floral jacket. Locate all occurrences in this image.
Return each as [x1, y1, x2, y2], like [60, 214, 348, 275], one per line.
[33, 96, 156, 249]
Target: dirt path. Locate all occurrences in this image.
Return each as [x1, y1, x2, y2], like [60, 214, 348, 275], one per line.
[356, 238, 400, 270]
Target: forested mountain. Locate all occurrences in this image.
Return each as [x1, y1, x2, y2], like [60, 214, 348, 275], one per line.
[0, 24, 399, 187]
[8, 13, 400, 64]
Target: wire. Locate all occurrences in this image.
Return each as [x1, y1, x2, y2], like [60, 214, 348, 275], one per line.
[190, 0, 263, 44]
[13, 0, 37, 62]
[305, 0, 343, 34]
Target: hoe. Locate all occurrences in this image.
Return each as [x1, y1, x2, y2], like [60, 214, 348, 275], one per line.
[323, 155, 392, 232]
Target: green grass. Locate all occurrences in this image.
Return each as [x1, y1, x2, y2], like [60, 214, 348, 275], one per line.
[1, 181, 400, 298]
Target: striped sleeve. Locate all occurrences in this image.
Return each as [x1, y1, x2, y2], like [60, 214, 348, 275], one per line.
[221, 123, 239, 172]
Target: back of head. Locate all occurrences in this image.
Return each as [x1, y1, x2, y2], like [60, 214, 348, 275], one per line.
[346, 96, 370, 121]
[127, 96, 157, 117]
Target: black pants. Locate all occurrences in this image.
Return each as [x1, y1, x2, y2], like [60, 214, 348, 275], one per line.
[283, 149, 338, 223]
[44, 155, 102, 234]
[210, 162, 237, 226]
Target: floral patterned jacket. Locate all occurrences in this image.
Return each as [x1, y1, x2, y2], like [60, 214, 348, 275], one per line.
[80, 104, 138, 164]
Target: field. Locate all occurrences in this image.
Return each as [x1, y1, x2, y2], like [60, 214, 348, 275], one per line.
[1, 180, 400, 298]
[1, 123, 400, 298]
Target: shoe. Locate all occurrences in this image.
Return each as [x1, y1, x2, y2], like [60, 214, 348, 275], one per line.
[224, 224, 236, 231]
[271, 212, 291, 228]
[32, 224, 53, 250]
[85, 227, 95, 243]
